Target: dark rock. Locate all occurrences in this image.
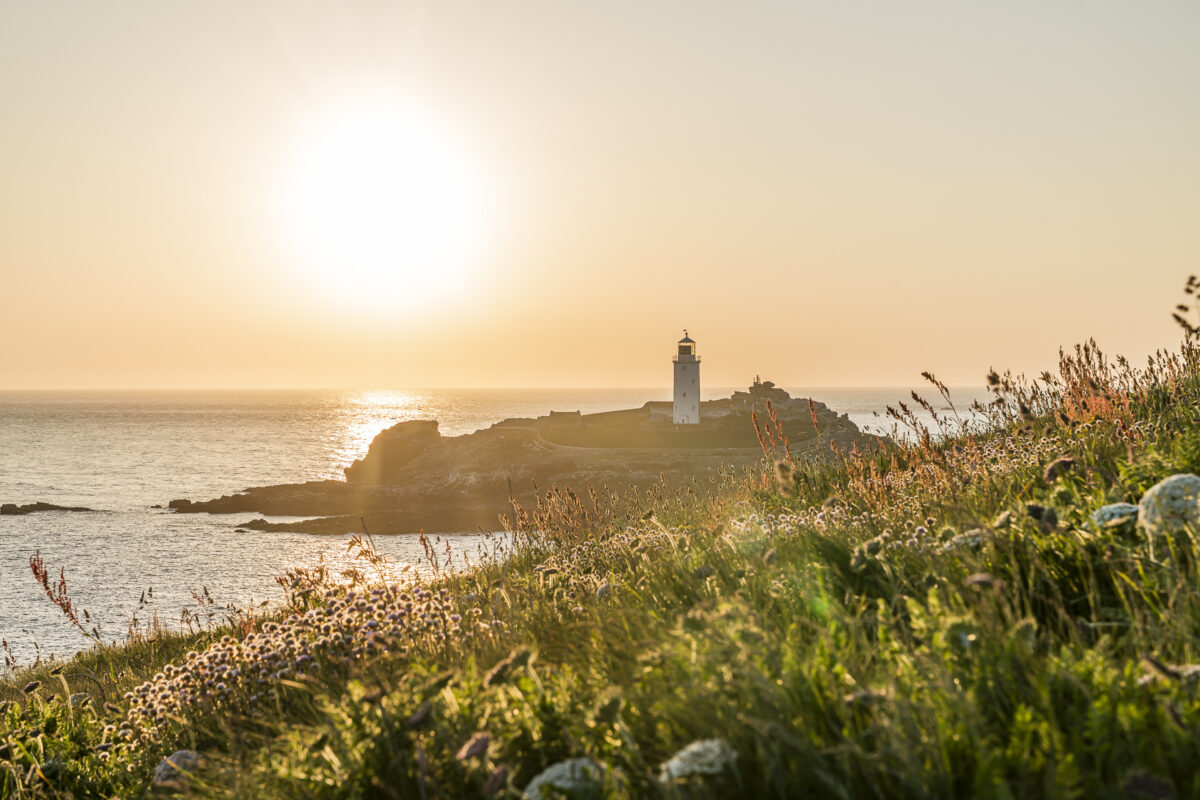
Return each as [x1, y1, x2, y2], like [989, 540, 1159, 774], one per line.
[173, 480, 383, 516]
[344, 420, 442, 483]
[1, 502, 97, 516]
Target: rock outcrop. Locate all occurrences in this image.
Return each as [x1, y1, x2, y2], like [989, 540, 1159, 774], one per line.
[1, 502, 97, 515]
[344, 420, 441, 484]
[169, 383, 882, 534]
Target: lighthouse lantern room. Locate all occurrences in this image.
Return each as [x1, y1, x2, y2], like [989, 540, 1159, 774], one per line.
[672, 331, 700, 424]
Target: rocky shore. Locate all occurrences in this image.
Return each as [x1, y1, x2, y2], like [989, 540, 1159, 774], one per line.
[169, 382, 880, 534]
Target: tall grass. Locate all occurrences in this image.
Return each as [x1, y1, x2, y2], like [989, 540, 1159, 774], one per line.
[5, 301, 1200, 796]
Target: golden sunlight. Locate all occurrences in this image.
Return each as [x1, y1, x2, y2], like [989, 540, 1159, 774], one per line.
[278, 97, 487, 305]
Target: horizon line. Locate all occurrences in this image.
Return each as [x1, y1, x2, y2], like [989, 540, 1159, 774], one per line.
[0, 383, 991, 392]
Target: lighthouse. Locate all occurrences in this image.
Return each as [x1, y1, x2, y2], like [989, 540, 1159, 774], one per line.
[673, 331, 700, 424]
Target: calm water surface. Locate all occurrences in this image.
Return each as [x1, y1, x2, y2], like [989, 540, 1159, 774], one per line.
[0, 386, 983, 666]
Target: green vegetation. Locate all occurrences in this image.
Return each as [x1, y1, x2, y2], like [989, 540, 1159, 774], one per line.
[5, 333, 1200, 798]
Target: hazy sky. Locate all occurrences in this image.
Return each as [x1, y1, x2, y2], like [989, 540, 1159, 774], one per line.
[2, 2, 1198, 389]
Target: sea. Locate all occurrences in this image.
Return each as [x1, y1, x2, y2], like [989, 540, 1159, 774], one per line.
[0, 386, 985, 668]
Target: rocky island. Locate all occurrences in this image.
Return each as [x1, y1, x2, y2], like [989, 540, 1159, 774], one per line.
[168, 381, 880, 534]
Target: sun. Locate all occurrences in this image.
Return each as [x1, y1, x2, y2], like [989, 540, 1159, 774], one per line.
[278, 98, 487, 305]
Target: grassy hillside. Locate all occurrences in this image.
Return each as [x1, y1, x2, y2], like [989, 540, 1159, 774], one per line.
[4, 339, 1200, 798]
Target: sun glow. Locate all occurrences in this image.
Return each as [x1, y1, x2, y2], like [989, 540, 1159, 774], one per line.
[279, 98, 487, 305]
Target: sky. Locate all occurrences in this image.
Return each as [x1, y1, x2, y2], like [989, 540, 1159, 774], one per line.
[2, 1, 1198, 390]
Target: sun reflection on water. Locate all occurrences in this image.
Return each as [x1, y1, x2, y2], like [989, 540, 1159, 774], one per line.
[327, 390, 427, 479]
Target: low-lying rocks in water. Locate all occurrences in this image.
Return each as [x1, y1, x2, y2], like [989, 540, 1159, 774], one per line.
[0, 501, 98, 515]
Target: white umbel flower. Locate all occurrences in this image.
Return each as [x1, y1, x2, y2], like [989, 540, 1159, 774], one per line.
[1091, 503, 1139, 528]
[523, 758, 605, 800]
[153, 749, 203, 788]
[658, 738, 738, 782]
[941, 529, 990, 553]
[1139, 474, 1200, 536]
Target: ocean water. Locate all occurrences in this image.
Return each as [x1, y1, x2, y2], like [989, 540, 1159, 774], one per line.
[0, 386, 983, 667]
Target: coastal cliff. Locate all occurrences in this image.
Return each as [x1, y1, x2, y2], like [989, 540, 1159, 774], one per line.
[169, 383, 880, 534]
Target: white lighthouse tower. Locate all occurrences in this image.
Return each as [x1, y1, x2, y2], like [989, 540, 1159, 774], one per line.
[673, 331, 700, 424]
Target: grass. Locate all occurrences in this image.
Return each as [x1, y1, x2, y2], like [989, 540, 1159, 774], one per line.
[5, 332, 1200, 798]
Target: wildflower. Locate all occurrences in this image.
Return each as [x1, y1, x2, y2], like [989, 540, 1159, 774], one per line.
[153, 749, 204, 789]
[483, 657, 513, 687]
[843, 689, 890, 707]
[1091, 503, 1138, 529]
[1026, 503, 1058, 526]
[1139, 474, 1200, 536]
[1121, 773, 1174, 800]
[943, 529, 990, 552]
[659, 738, 738, 782]
[1042, 456, 1077, 482]
[592, 690, 624, 725]
[483, 764, 509, 795]
[21, 681, 40, 694]
[455, 732, 490, 761]
[525, 758, 606, 800]
[406, 700, 432, 728]
[965, 572, 998, 590]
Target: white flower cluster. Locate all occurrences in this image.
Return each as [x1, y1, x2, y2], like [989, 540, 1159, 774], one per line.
[153, 749, 203, 788]
[1139, 474, 1200, 537]
[1091, 502, 1138, 529]
[941, 529, 991, 553]
[523, 758, 606, 800]
[658, 738, 738, 782]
